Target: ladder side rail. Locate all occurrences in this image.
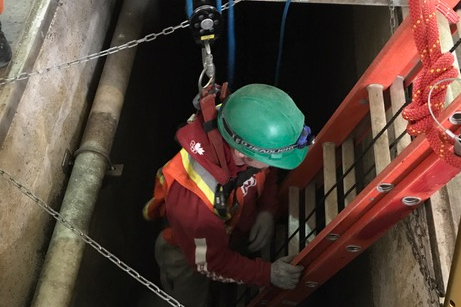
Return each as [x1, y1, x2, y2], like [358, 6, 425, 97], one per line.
[269, 81, 459, 306]
[279, 0, 460, 202]
[246, 91, 461, 307]
[269, 151, 461, 306]
[247, 136, 430, 307]
[368, 77, 437, 306]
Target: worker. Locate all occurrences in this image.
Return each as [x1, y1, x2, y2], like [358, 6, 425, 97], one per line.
[0, 0, 11, 67]
[143, 83, 311, 307]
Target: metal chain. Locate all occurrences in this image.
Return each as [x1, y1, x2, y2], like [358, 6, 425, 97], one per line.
[388, 0, 397, 35]
[404, 206, 442, 306]
[0, 168, 184, 307]
[0, 1, 245, 303]
[0, 21, 192, 86]
[0, 0, 244, 87]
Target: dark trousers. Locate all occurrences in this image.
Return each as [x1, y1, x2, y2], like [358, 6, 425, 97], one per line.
[154, 232, 210, 307]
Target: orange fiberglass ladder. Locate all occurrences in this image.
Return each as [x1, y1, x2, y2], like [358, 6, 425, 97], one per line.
[246, 0, 461, 306]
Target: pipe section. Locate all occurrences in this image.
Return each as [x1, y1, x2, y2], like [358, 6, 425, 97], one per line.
[31, 0, 149, 305]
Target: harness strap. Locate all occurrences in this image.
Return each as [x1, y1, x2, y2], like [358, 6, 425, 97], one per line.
[200, 83, 230, 175]
[214, 166, 260, 220]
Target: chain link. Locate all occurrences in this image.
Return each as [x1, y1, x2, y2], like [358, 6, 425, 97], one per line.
[404, 206, 442, 306]
[0, 168, 184, 307]
[0, 2, 245, 303]
[0, 0, 244, 87]
[388, 0, 397, 35]
[0, 20, 190, 87]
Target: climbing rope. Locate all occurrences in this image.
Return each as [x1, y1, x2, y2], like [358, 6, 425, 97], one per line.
[227, 0, 236, 90]
[402, 0, 461, 168]
[274, 0, 292, 86]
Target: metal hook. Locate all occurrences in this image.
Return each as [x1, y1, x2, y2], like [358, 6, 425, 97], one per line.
[198, 41, 215, 95]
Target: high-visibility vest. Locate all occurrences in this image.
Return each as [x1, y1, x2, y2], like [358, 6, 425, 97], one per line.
[143, 148, 268, 243]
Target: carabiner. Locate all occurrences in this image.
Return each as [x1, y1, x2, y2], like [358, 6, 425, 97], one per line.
[198, 41, 215, 95]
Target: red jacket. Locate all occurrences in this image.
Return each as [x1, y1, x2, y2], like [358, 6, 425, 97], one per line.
[143, 112, 280, 287]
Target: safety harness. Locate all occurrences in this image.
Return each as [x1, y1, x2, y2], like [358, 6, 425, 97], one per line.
[194, 83, 262, 220]
[145, 0, 264, 223]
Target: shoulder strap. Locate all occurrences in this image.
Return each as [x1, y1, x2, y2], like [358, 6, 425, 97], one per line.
[214, 166, 261, 220]
[199, 83, 230, 175]
[224, 167, 261, 193]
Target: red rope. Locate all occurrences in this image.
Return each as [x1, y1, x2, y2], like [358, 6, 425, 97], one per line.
[402, 0, 461, 168]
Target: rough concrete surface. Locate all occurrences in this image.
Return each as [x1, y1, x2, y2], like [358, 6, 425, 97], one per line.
[0, 0, 117, 306]
[2, 0, 32, 47]
[0, 0, 458, 307]
[371, 218, 434, 307]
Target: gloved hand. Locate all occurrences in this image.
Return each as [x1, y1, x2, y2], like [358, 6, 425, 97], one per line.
[270, 255, 304, 290]
[248, 211, 274, 253]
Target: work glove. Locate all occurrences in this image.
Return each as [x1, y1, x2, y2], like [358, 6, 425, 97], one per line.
[270, 255, 304, 290]
[248, 211, 274, 253]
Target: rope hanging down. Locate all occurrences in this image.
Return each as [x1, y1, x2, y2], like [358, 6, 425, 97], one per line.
[402, 0, 461, 168]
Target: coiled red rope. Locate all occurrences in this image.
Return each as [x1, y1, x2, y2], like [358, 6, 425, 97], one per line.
[402, 0, 461, 168]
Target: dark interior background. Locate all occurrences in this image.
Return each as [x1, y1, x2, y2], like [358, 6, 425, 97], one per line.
[71, 0, 365, 306]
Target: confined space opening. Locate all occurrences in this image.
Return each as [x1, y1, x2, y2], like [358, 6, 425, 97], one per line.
[69, 1, 375, 306]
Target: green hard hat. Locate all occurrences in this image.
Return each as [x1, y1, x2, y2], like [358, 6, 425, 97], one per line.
[217, 84, 311, 170]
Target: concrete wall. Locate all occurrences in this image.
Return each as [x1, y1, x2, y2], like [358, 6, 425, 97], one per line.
[0, 1, 457, 307]
[0, 0, 117, 306]
[351, 5, 433, 307]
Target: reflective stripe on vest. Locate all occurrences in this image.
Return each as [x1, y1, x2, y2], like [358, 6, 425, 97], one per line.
[162, 148, 218, 210]
[179, 149, 217, 205]
[161, 148, 267, 230]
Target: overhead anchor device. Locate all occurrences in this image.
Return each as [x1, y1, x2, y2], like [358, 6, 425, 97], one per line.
[188, 1, 223, 47]
[187, 0, 223, 96]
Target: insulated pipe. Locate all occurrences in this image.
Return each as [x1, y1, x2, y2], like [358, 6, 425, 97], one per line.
[31, 0, 149, 306]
